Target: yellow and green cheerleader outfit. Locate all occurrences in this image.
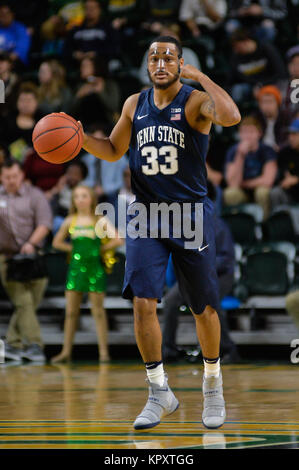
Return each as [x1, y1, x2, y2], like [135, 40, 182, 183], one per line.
[66, 216, 106, 293]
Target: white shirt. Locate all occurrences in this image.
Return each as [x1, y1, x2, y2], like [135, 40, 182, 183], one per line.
[179, 0, 227, 29]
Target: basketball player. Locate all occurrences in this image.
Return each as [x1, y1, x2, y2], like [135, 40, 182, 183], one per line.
[80, 36, 241, 429]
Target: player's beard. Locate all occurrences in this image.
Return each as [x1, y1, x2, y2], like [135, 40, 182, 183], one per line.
[147, 66, 181, 90]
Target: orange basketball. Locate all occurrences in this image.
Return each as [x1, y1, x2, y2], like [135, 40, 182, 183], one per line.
[32, 113, 83, 164]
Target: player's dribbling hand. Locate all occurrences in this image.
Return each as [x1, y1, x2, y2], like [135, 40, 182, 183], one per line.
[58, 112, 86, 147]
[77, 121, 87, 146]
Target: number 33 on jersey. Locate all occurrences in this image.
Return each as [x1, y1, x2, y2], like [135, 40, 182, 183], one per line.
[129, 84, 210, 203]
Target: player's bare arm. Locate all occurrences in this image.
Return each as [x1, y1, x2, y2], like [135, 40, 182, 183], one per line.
[81, 93, 139, 162]
[182, 64, 241, 133]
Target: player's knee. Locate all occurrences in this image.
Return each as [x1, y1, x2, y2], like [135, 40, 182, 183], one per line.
[191, 305, 218, 317]
[133, 297, 157, 318]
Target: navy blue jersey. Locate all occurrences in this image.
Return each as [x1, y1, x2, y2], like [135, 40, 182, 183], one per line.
[129, 84, 209, 203]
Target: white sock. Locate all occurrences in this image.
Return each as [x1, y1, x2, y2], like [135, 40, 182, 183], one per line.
[146, 362, 165, 386]
[203, 358, 220, 378]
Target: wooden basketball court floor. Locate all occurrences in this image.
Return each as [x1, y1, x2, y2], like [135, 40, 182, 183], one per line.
[0, 361, 299, 450]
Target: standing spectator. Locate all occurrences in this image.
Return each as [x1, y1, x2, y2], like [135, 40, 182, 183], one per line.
[278, 45, 299, 123]
[224, 116, 278, 218]
[63, 0, 119, 67]
[1, 83, 40, 162]
[51, 185, 123, 363]
[37, 59, 72, 115]
[0, 2, 31, 66]
[229, 29, 286, 104]
[0, 158, 52, 361]
[0, 52, 19, 118]
[270, 118, 299, 209]
[254, 85, 289, 151]
[225, 0, 287, 42]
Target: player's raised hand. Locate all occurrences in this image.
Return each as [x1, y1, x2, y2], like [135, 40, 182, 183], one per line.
[180, 64, 203, 81]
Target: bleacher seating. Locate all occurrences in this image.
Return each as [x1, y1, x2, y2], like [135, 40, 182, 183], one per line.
[264, 210, 297, 243]
[221, 204, 263, 248]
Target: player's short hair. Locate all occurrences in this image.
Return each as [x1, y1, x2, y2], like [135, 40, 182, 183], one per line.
[149, 36, 182, 59]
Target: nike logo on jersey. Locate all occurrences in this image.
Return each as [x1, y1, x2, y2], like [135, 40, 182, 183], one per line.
[137, 114, 149, 120]
[198, 244, 209, 252]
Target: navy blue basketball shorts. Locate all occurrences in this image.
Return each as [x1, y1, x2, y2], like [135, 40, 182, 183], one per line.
[122, 197, 220, 314]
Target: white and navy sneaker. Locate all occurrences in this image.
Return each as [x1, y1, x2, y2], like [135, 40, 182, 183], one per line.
[202, 372, 226, 429]
[134, 375, 179, 430]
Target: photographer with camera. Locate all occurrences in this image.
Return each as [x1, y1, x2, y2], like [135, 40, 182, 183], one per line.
[0, 158, 52, 362]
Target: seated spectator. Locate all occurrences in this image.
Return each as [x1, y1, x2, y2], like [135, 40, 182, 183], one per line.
[118, 164, 136, 207]
[0, 52, 19, 118]
[106, 0, 144, 30]
[0, 158, 52, 362]
[74, 56, 121, 125]
[254, 85, 289, 151]
[270, 119, 299, 209]
[224, 116, 278, 219]
[229, 28, 286, 105]
[42, 0, 84, 37]
[179, 0, 227, 38]
[41, 1, 85, 57]
[11, 0, 48, 58]
[205, 136, 225, 214]
[37, 59, 72, 115]
[63, 0, 119, 67]
[0, 2, 31, 66]
[0, 83, 40, 162]
[23, 148, 65, 198]
[285, 289, 299, 334]
[139, 26, 202, 87]
[80, 123, 128, 209]
[225, 0, 287, 42]
[141, 0, 182, 37]
[50, 160, 88, 233]
[106, 0, 146, 66]
[278, 45, 299, 123]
